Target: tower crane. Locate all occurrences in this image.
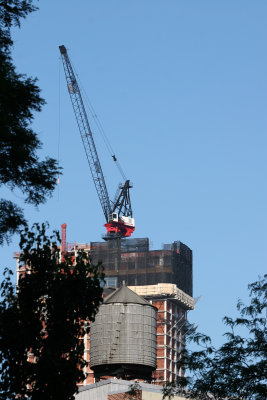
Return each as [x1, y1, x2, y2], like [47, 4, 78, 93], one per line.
[59, 45, 135, 239]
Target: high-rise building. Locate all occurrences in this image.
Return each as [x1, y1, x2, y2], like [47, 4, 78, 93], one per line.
[79, 238, 194, 386]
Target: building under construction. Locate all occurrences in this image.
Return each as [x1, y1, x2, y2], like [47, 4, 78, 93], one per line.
[82, 281, 194, 386]
[70, 237, 194, 386]
[90, 238, 193, 297]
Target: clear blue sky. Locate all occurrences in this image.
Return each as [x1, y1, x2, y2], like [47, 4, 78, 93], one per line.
[1, 0, 266, 346]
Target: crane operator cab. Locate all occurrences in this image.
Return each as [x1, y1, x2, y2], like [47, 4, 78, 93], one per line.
[105, 213, 135, 239]
[109, 213, 135, 227]
[109, 213, 119, 222]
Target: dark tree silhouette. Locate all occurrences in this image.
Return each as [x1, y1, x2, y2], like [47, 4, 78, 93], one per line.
[163, 275, 267, 400]
[0, 0, 59, 245]
[0, 223, 105, 400]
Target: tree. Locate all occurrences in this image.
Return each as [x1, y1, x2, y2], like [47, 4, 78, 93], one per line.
[0, 222, 105, 400]
[163, 275, 267, 400]
[0, 0, 59, 245]
[124, 382, 142, 399]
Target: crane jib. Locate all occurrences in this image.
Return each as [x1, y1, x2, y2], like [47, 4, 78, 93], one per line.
[59, 45, 111, 221]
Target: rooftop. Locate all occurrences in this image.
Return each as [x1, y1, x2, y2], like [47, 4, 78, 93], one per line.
[104, 284, 152, 306]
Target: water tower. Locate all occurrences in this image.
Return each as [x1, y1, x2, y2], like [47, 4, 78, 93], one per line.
[90, 284, 157, 381]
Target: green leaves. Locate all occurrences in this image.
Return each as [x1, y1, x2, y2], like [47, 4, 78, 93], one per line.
[0, 200, 26, 245]
[0, 223, 105, 400]
[163, 275, 267, 400]
[0, 1, 59, 245]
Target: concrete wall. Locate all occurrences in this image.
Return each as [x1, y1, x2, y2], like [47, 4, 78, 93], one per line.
[76, 380, 162, 400]
[76, 381, 129, 400]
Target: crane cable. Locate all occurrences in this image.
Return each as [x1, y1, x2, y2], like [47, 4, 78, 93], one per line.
[79, 77, 127, 182]
[70, 57, 127, 182]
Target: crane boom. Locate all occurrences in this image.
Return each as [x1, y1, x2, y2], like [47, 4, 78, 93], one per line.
[59, 45, 135, 239]
[59, 45, 111, 221]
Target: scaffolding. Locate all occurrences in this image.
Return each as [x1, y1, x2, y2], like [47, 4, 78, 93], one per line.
[90, 238, 193, 297]
[127, 283, 193, 384]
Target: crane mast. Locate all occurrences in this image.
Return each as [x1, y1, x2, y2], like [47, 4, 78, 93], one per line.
[59, 45, 135, 239]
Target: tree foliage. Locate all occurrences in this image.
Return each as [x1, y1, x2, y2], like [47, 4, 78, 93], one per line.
[0, 223, 105, 400]
[0, 0, 59, 245]
[163, 275, 267, 400]
[124, 382, 142, 399]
